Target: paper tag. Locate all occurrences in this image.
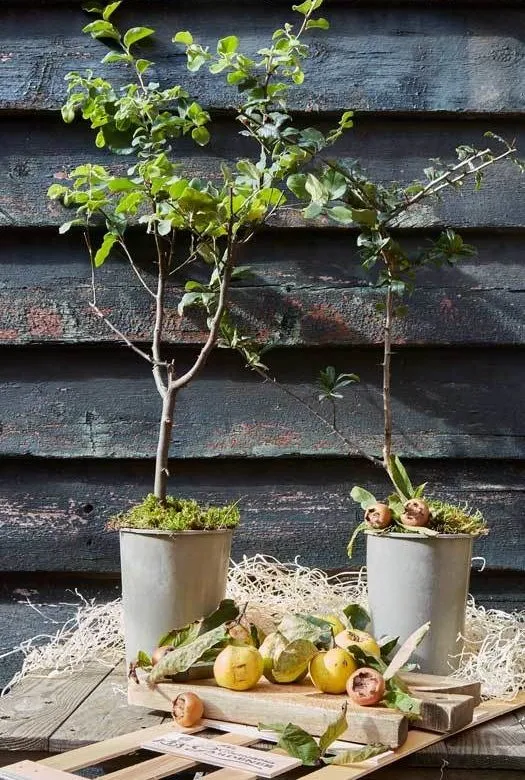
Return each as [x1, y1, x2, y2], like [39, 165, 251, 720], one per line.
[142, 732, 302, 778]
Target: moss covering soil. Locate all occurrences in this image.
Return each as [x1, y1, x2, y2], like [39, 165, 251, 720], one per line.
[108, 493, 240, 532]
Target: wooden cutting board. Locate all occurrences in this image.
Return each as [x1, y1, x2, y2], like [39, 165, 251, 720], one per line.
[129, 670, 479, 748]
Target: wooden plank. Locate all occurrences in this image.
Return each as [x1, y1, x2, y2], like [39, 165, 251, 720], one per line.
[436, 710, 525, 770]
[299, 694, 525, 779]
[0, 458, 524, 574]
[2, 117, 525, 230]
[0, 347, 524, 461]
[0, 666, 112, 753]
[0, 761, 76, 780]
[43, 731, 256, 773]
[128, 676, 409, 749]
[1, 283, 523, 348]
[48, 665, 165, 753]
[1, 4, 525, 114]
[399, 673, 481, 705]
[414, 692, 475, 733]
[1, 226, 525, 348]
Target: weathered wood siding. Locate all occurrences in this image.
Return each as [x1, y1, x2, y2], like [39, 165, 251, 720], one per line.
[0, 0, 523, 665]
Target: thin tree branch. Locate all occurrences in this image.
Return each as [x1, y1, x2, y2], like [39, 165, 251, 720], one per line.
[118, 238, 157, 298]
[152, 227, 168, 399]
[171, 189, 237, 392]
[88, 302, 159, 366]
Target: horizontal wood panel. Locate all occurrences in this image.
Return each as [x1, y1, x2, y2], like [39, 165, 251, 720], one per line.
[1, 229, 524, 347]
[0, 346, 524, 460]
[1, 3, 525, 114]
[0, 458, 523, 574]
[2, 117, 525, 230]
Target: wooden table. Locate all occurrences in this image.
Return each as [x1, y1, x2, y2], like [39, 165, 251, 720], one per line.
[1, 665, 524, 779]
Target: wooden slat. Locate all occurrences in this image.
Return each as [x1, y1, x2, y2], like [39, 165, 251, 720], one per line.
[0, 4, 524, 114]
[0, 458, 524, 574]
[1, 117, 525, 230]
[300, 694, 525, 779]
[0, 666, 112, 753]
[1, 227, 524, 348]
[0, 347, 523, 460]
[42, 730, 256, 773]
[48, 665, 165, 753]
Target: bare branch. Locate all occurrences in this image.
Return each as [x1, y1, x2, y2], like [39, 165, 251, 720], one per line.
[118, 238, 157, 298]
[172, 189, 237, 392]
[88, 302, 158, 365]
[152, 227, 168, 399]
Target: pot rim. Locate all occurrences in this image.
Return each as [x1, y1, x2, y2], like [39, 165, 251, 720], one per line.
[368, 532, 474, 540]
[119, 527, 235, 537]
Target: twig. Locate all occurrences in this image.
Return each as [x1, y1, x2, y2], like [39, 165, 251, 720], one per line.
[88, 302, 158, 366]
[118, 239, 157, 298]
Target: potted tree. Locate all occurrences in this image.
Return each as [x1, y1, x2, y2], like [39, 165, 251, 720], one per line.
[48, 0, 350, 664]
[283, 138, 523, 673]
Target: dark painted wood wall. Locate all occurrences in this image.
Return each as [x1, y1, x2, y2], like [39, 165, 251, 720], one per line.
[1, 0, 524, 685]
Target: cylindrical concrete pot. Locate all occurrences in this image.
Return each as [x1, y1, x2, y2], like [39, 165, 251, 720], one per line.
[366, 533, 473, 675]
[120, 528, 233, 665]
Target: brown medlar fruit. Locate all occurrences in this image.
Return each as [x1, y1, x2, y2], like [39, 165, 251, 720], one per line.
[172, 692, 204, 728]
[401, 498, 430, 527]
[364, 503, 392, 529]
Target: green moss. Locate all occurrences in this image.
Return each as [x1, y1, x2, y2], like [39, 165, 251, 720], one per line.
[108, 494, 240, 532]
[427, 499, 488, 537]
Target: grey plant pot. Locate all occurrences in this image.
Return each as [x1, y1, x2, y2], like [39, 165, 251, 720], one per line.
[120, 528, 233, 666]
[366, 532, 473, 675]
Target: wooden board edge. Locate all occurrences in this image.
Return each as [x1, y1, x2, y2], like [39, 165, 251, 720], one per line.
[300, 692, 525, 780]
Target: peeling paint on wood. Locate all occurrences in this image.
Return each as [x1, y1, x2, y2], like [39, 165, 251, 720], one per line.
[0, 458, 523, 575]
[0, 347, 523, 460]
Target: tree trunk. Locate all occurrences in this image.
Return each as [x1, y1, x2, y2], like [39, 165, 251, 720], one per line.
[154, 386, 177, 504]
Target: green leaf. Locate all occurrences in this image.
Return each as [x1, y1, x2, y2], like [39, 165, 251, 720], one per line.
[94, 232, 117, 267]
[217, 35, 239, 55]
[350, 486, 377, 510]
[58, 220, 81, 234]
[108, 178, 136, 192]
[324, 744, 388, 766]
[102, 1, 122, 20]
[115, 191, 143, 215]
[351, 208, 378, 227]
[123, 27, 155, 48]
[287, 173, 308, 200]
[148, 624, 227, 683]
[158, 621, 201, 649]
[173, 30, 193, 45]
[136, 58, 153, 75]
[61, 104, 76, 123]
[379, 636, 399, 661]
[346, 521, 367, 559]
[82, 20, 121, 41]
[383, 682, 421, 720]
[387, 455, 414, 501]
[292, 0, 323, 15]
[304, 173, 325, 203]
[260, 722, 320, 766]
[306, 18, 330, 30]
[303, 202, 322, 219]
[135, 649, 152, 668]
[329, 205, 354, 225]
[318, 706, 347, 756]
[278, 614, 331, 646]
[384, 622, 431, 681]
[272, 638, 318, 683]
[200, 599, 240, 634]
[101, 51, 130, 64]
[157, 219, 172, 236]
[47, 184, 67, 200]
[191, 126, 210, 146]
[343, 604, 370, 632]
